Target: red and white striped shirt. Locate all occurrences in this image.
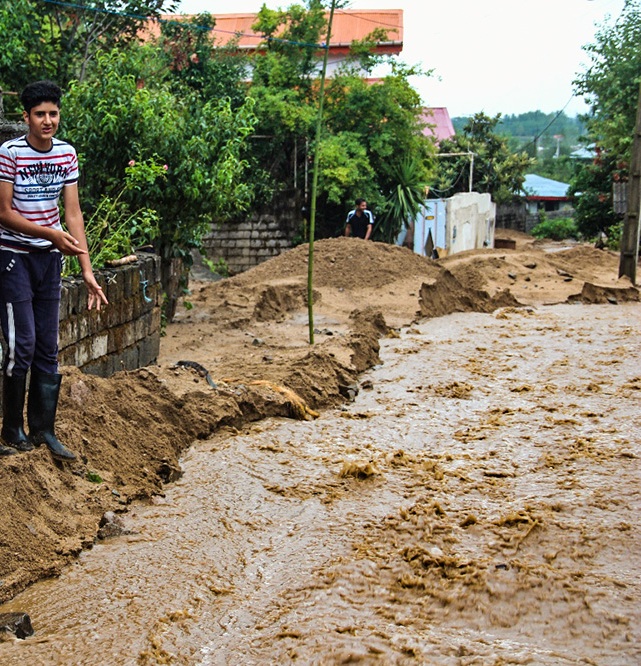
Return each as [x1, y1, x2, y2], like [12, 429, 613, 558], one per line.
[0, 135, 79, 251]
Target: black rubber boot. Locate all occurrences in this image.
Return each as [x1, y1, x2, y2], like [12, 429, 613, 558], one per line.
[28, 371, 77, 461]
[2, 373, 33, 452]
[0, 443, 17, 456]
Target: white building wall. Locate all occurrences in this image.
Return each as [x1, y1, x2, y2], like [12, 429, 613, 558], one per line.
[408, 192, 495, 257]
[446, 192, 495, 254]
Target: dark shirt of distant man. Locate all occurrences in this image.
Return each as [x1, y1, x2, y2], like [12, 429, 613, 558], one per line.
[345, 198, 374, 240]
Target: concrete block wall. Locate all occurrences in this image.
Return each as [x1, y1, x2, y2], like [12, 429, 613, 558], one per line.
[496, 203, 527, 233]
[57, 253, 162, 377]
[202, 193, 303, 274]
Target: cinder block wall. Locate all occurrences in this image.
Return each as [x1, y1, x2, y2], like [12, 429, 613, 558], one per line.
[203, 218, 296, 274]
[202, 192, 303, 274]
[58, 253, 162, 377]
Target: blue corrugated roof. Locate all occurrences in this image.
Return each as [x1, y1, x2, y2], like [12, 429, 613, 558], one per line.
[523, 174, 570, 199]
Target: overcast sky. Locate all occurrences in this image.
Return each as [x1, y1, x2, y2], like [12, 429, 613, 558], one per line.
[176, 0, 625, 118]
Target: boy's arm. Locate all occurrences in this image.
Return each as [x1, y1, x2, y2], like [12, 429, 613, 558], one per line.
[63, 184, 108, 311]
[0, 181, 87, 255]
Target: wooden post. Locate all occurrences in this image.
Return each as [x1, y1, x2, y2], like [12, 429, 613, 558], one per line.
[619, 81, 641, 284]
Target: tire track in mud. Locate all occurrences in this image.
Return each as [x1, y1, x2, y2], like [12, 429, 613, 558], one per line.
[0, 303, 639, 665]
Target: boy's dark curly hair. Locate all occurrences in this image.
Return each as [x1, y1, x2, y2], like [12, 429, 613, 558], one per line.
[21, 80, 62, 113]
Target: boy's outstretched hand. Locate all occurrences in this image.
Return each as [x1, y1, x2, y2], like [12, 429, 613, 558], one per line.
[84, 273, 108, 311]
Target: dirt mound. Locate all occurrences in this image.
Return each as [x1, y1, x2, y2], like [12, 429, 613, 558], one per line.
[253, 283, 317, 322]
[569, 281, 640, 304]
[231, 237, 438, 292]
[438, 244, 622, 306]
[419, 268, 521, 318]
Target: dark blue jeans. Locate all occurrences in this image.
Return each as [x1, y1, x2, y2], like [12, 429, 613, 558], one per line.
[0, 250, 62, 376]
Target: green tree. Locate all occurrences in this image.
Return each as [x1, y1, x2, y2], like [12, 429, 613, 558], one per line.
[453, 111, 585, 183]
[574, 0, 641, 160]
[318, 62, 433, 236]
[244, 0, 327, 198]
[568, 1, 639, 237]
[0, 0, 58, 113]
[0, 0, 178, 98]
[251, 1, 327, 90]
[437, 113, 532, 204]
[568, 149, 621, 238]
[242, 0, 433, 239]
[534, 155, 577, 184]
[61, 47, 257, 317]
[315, 132, 376, 206]
[157, 13, 249, 107]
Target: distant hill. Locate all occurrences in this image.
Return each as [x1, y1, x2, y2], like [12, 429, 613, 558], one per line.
[452, 111, 586, 156]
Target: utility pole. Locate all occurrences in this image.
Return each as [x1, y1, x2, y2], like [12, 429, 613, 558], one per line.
[619, 81, 641, 284]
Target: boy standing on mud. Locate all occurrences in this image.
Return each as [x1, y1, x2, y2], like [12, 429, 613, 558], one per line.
[0, 80, 107, 460]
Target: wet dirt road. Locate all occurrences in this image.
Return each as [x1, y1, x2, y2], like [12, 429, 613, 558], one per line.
[0, 303, 639, 665]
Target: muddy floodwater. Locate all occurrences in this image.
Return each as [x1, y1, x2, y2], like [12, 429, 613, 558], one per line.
[0, 303, 639, 665]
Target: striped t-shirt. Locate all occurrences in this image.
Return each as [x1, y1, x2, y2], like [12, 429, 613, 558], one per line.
[0, 134, 79, 252]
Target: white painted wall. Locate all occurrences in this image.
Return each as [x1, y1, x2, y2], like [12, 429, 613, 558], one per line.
[446, 192, 495, 254]
[409, 192, 495, 257]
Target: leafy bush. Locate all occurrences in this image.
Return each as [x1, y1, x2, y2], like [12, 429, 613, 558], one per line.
[201, 256, 230, 278]
[604, 221, 623, 250]
[62, 48, 257, 265]
[531, 216, 580, 241]
[64, 158, 164, 277]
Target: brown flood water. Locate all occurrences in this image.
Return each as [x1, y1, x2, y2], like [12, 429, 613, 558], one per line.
[0, 303, 639, 665]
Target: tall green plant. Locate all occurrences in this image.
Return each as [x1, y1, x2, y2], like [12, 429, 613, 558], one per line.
[375, 158, 429, 244]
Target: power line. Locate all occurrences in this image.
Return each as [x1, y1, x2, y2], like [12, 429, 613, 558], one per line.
[36, 0, 327, 49]
[517, 95, 576, 152]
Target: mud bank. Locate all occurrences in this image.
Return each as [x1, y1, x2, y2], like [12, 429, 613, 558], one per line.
[0, 233, 636, 605]
[0, 314, 382, 605]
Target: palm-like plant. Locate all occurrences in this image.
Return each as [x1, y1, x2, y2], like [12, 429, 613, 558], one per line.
[375, 157, 429, 243]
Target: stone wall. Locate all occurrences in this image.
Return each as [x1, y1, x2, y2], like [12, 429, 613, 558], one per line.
[0, 95, 26, 145]
[496, 203, 527, 233]
[202, 191, 303, 274]
[57, 253, 162, 377]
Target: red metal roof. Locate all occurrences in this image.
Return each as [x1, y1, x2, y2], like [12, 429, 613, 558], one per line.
[420, 108, 455, 143]
[149, 10, 403, 54]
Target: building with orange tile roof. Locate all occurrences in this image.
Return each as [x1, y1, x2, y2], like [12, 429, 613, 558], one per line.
[146, 10, 403, 76]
